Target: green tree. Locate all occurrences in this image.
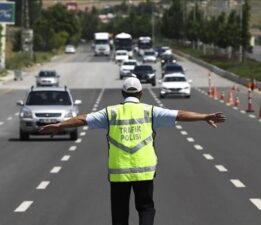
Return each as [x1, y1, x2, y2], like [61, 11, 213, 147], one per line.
[241, 0, 251, 58]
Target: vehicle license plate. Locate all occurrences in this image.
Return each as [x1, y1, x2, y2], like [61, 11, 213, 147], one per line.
[39, 119, 57, 123]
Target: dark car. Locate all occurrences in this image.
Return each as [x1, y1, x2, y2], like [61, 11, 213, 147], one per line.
[162, 63, 185, 78]
[160, 54, 177, 68]
[132, 65, 156, 86]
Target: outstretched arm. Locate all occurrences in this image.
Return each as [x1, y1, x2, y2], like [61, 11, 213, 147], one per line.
[176, 110, 226, 128]
[39, 114, 87, 135]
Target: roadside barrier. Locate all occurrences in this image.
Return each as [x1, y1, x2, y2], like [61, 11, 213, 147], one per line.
[246, 89, 255, 113]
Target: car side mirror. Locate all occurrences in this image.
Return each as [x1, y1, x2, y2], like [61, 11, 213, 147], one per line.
[188, 79, 192, 83]
[158, 80, 162, 84]
[57, 75, 60, 78]
[153, 69, 156, 72]
[16, 100, 24, 106]
[131, 74, 137, 78]
[74, 100, 82, 105]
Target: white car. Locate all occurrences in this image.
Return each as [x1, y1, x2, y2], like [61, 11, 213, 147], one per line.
[142, 50, 157, 63]
[65, 45, 76, 54]
[160, 73, 191, 98]
[119, 59, 138, 79]
[115, 50, 129, 63]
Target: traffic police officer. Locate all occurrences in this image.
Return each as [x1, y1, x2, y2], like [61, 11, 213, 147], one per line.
[40, 77, 226, 225]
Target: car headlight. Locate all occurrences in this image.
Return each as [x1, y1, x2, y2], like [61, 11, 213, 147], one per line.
[65, 110, 76, 118]
[161, 60, 165, 63]
[20, 108, 32, 118]
[147, 73, 155, 78]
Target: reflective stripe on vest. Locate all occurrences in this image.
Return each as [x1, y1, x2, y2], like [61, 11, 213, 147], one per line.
[109, 165, 157, 174]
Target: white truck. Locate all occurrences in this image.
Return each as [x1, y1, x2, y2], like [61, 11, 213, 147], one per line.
[93, 32, 111, 56]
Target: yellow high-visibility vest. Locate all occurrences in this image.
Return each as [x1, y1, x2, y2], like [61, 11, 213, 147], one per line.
[107, 102, 157, 182]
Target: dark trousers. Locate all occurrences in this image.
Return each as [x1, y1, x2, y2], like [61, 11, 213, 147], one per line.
[110, 180, 155, 225]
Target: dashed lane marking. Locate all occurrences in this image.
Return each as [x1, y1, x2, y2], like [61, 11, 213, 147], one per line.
[69, 146, 77, 151]
[249, 114, 256, 118]
[36, 181, 50, 190]
[203, 154, 214, 160]
[75, 138, 82, 143]
[230, 179, 246, 188]
[187, 137, 195, 142]
[250, 199, 261, 210]
[215, 165, 228, 172]
[14, 201, 33, 212]
[7, 116, 12, 120]
[83, 126, 88, 130]
[0, 121, 4, 126]
[240, 110, 246, 114]
[180, 130, 188, 135]
[175, 125, 182, 129]
[80, 132, 86, 136]
[50, 166, 62, 174]
[61, 155, 71, 161]
[14, 112, 19, 116]
[194, 145, 203, 150]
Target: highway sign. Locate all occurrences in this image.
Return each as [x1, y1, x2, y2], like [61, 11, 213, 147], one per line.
[0, 2, 15, 24]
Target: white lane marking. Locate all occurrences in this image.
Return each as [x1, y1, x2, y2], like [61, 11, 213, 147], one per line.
[0, 121, 4, 126]
[61, 155, 70, 161]
[194, 145, 203, 150]
[75, 138, 82, 143]
[215, 165, 228, 172]
[14, 112, 19, 116]
[36, 181, 50, 190]
[203, 154, 214, 160]
[175, 125, 182, 129]
[69, 146, 77, 151]
[180, 130, 188, 135]
[249, 114, 256, 118]
[94, 104, 98, 108]
[83, 126, 88, 130]
[240, 110, 246, 114]
[50, 166, 62, 173]
[187, 137, 195, 142]
[80, 132, 86, 136]
[14, 201, 33, 212]
[230, 179, 246, 188]
[250, 199, 261, 210]
[92, 107, 97, 111]
[159, 103, 164, 107]
[7, 116, 12, 120]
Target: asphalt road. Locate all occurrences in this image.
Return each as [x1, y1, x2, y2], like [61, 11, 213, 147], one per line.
[0, 44, 261, 225]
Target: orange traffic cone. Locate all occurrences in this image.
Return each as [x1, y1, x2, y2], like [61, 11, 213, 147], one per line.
[220, 91, 225, 101]
[213, 86, 218, 99]
[226, 90, 234, 105]
[234, 97, 240, 108]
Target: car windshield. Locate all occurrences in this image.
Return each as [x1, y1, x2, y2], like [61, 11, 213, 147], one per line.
[165, 65, 183, 73]
[144, 51, 155, 56]
[123, 61, 136, 66]
[134, 66, 153, 73]
[26, 91, 71, 105]
[117, 52, 127, 56]
[39, 71, 56, 77]
[164, 77, 186, 82]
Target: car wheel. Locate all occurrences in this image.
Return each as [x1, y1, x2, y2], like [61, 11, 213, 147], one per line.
[160, 94, 165, 99]
[151, 79, 156, 86]
[70, 129, 78, 141]
[185, 95, 191, 98]
[20, 129, 29, 140]
[120, 75, 123, 80]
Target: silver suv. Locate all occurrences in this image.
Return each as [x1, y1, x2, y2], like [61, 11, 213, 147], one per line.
[35, 70, 60, 87]
[17, 86, 82, 140]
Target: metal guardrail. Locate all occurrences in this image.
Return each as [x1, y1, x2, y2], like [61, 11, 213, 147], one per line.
[173, 49, 261, 90]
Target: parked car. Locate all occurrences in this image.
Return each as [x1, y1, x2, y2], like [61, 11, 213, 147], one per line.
[160, 53, 177, 68]
[17, 86, 82, 140]
[35, 70, 60, 87]
[160, 73, 191, 98]
[142, 50, 157, 63]
[132, 65, 156, 86]
[65, 45, 76, 54]
[162, 63, 185, 78]
[119, 59, 138, 79]
[115, 50, 129, 63]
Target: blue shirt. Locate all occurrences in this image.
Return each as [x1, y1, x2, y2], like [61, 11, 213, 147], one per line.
[86, 97, 178, 130]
